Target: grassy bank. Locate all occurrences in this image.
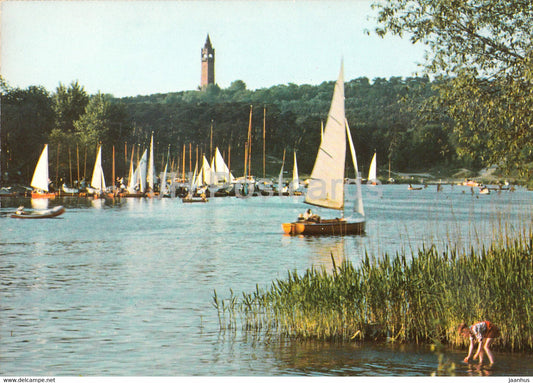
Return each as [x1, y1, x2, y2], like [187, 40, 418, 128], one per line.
[215, 231, 533, 351]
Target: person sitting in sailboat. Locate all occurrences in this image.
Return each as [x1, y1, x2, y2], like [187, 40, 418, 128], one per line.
[299, 209, 320, 222]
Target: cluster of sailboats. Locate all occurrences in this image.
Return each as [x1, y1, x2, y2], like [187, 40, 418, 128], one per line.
[26, 137, 306, 202]
[15, 63, 371, 235]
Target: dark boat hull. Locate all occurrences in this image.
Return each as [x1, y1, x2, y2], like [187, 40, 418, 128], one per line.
[282, 218, 365, 236]
[11, 206, 65, 219]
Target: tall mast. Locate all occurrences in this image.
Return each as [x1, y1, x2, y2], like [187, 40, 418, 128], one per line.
[181, 144, 186, 181]
[69, 147, 72, 186]
[247, 105, 253, 178]
[263, 106, 266, 178]
[55, 143, 60, 189]
[112, 145, 116, 193]
[77, 144, 80, 186]
[210, 121, 213, 161]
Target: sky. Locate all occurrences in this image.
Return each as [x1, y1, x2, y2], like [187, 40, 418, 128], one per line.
[1, 0, 427, 97]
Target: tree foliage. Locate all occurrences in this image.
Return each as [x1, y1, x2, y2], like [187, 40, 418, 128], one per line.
[373, 0, 533, 176]
[53, 81, 89, 132]
[1, 75, 470, 185]
[0, 81, 55, 183]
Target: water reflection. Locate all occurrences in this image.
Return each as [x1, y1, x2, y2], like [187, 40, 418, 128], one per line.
[1, 186, 532, 376]
[31, 198, 49, 209]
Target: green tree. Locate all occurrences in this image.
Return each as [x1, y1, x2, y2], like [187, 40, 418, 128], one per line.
[0, 82, 55, 183]
[373, 0, 533, 176]
[75, 92, 130, 147]
[53, 81, 89, 132]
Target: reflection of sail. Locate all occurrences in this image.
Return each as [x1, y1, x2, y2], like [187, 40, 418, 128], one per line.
[286, 238, 347, 274]
[31, 198, 49, 210]
[91, 198, 105, 209]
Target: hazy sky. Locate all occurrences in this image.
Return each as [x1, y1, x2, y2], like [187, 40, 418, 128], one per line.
[1, 0, 427, 97]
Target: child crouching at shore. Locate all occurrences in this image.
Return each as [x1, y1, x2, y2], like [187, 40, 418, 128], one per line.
[458, 321, 500, 365]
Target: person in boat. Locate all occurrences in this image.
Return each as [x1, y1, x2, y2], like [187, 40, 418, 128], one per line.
[458, 321, 500, 364]
[16, 206, 25, 215]
[299, 208, 320, 222]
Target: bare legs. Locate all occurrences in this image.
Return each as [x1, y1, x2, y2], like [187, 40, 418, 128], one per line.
[473, 338, 495, 364]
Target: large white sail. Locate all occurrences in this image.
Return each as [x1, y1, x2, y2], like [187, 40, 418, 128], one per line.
[290, 151, 299, 192]
[147, 133, 155, 191]
[91, 146, 106, 192]
[201, 156, 212, 186]
[31, 144, 50, 192]
[305, 63, 346, 210]
[368, 152, 377, 182]
[214, 147, 234, 183]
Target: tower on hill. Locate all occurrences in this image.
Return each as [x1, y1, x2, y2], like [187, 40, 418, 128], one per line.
[201, 34, 215, 89]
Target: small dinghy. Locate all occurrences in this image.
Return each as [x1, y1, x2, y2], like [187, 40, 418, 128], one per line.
[11, 205, 65, 219]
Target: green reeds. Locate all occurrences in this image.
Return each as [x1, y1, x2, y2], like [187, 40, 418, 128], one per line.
[215, 231, 533, 351]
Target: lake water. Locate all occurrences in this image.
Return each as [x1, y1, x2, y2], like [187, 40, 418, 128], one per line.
[1, 184, 532, 376]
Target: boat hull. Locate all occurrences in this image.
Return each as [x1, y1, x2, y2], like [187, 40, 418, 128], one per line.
[282, 218, 365, 236]
[182, 198, 208, 203]
[11, 206, 65, 219]
[31, 192, 56, 199]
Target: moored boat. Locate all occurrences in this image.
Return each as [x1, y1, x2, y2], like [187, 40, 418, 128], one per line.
[30, 144, 56, 199]
[11, 205, 65, 219]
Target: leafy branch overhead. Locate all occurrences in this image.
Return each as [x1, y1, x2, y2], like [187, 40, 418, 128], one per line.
[373, 0, 533, 174]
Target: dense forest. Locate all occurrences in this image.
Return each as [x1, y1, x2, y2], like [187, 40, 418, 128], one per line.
[0, 75, 474, 186]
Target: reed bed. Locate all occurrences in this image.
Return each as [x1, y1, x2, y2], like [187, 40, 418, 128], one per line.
[215, 229, 533, 351]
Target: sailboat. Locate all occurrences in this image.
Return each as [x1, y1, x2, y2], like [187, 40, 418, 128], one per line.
[289, 151, 302, 195]
[87, 145, 106, 197]
[368, 152, 377, 185]
[182, 162, 207, 203]
[213, 147, 234, 195]
[30, 144, 56, 198]
[146, 132, 156, 196]
[282, 63, 365, 235]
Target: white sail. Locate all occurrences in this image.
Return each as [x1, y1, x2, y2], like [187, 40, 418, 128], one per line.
[31, 144, 50, 192]
[209, 157, 218, 185]
[346, 119, 364, 217]
[197, 167, 204, 187]
[190, 162, 199, 193]
[368, 152, 377, 182]
[305, 63, 346, 210]
[138, 149, 148, 193]
[214, 147, 234, 183]
[127, 153, 136, 194]
[201, 156, 212, 186]
[290, 151, 300, 192]
[91, 146, 106, 192]
[147, 133, 155, 191]
[160, 163, 168, 196]
[345, 119, 359, 177]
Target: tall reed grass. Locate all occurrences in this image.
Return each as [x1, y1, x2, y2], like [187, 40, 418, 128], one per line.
[215, 228, 533, 351]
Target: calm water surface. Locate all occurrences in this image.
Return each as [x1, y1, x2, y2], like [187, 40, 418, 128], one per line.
[1, 184, 532, 376]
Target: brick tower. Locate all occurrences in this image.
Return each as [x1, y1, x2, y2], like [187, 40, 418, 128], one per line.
[201, 34, 215, 89]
